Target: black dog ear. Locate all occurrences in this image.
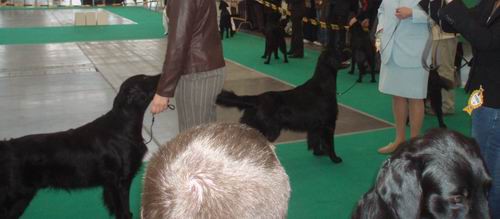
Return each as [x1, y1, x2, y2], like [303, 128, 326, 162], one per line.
[374, 154, 424, 218]
[126, 86, 149, 105]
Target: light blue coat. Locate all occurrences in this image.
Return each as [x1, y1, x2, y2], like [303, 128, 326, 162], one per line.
[377, 0, 430, 67]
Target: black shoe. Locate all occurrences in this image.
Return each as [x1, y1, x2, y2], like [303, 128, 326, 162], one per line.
[289, 54, 303, 58]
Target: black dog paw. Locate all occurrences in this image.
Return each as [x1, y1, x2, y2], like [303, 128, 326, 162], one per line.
[370, 79, 376, 83]
[348, 71, 354, 74]
[356, 79, 362, 83]
[313, 150, 325, 156]
[264, 61, 270, 64]
[284, 60, 288, 63]
[330, 156, 343, 163]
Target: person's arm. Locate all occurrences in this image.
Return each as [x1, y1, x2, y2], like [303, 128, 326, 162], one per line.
[418, 0, 457, 32]
[439, 0, 500, 51]
[156, 0, 195, 97]
[152, 0, 195, 114]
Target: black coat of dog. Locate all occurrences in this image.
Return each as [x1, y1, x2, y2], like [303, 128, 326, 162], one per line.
[217, 49, 349, 163]
[219, 0, 234, 39]
[0, 74, 160, 219]
[427, 67, 454, 128]
[261, 12, 288, 64]
[352, 129, 491, 219]
[348, 21, 376, 83]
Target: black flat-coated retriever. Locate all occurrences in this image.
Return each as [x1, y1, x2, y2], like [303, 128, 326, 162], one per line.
[219, 0, 234, 39]
[352, 129, 491, 219]
[261, 12, 288, 64]
[348, 21, 376, 83]
[427, 67, 454, 128]
[0, 74, 160, 219]
[217, 49, 349, 163]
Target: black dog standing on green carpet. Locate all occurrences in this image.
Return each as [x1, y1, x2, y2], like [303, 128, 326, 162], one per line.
[0, 74, 160, 219]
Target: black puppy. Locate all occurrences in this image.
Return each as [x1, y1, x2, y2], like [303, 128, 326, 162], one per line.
[217, 49, 349, 163]
[261, 12, 288, 64]
[348, 21, 376, 83]
[219, 0, 234, 39]
[352, 129, 491, 219]
[0, 74, 160, 219]
[427, 67, 454, 128]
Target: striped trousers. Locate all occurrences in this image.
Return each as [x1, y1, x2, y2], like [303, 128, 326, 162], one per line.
[175, 67, 225, 132]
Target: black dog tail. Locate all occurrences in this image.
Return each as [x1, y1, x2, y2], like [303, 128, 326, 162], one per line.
[216, 90, 258, 110]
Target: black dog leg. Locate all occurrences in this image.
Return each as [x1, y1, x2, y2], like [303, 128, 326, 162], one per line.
[307, 130, 324, 156]
[357, 62, 365, 83]
[322, 127, 342, 163]
[280, 41, 288, 63]
[369, 56, 377, 83]
[430, 89, 447, 128]
[274, 47, 279, 60]
[349, 51, 356, 74]
[103, 181, 132, 219]
[5, 191, 36, 219]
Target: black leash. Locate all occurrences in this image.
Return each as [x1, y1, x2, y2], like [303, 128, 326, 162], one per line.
[144, 104, 175, 144]
[336, 80, 358, 96]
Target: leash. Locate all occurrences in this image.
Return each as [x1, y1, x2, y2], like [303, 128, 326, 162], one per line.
[144, 104, 175, 144]
[336, 80, 358, 96]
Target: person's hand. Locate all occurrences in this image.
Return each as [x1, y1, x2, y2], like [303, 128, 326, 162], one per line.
[395, 7, 412, 20]
[361, 19, 369, 28]
[150, 94, 170, 114]
[349, 17, 358, 26]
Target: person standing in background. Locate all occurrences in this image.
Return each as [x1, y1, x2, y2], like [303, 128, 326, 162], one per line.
[426, 24, 459, 115]
[287, 0, 306, 58]
[314, 0, 328, 46]
[376, 0, 430, 154]
[303, 0, 318, 43]
[150, 0, 226, 132]
[419, 0, 500, 216]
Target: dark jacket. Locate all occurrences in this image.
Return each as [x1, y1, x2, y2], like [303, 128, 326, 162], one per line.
[420, 0, 500, 108]
[157, 0, 226, 97]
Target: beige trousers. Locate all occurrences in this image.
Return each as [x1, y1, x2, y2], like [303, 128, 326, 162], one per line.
[431, 37, 459, 113]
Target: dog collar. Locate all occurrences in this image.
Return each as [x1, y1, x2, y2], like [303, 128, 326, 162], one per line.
[463, 85, 484, 115]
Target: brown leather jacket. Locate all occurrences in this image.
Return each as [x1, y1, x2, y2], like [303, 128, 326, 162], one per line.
[156, 0, 225, 97]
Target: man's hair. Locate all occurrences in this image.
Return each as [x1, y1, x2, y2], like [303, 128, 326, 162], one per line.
[141, 123, 291, 219]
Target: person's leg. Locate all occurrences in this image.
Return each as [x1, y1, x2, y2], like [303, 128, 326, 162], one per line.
[378, 95, 407, 153]
[175, 68, 225, 132]
[408, 98, 424, 138]
[437, 37, 458, 114]
[472, 106, 500, 219]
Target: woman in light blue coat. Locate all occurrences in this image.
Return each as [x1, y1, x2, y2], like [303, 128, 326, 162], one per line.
[376, 0, 430, 153]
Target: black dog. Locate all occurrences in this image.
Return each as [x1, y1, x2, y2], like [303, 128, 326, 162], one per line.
[219, 0, 234, 39]
[261, 12, 288, 64]
[217, 49, 349, 163]
[348, 21, 376, 83]
[352, 129, 491, 219]
[427, 67, 454, 128]
[0, 74, 160, 219]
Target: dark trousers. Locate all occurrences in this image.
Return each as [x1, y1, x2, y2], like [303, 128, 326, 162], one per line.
[289, 5, 305, 55]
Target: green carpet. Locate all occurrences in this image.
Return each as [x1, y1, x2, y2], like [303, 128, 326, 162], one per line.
[2, 7, 472, 218]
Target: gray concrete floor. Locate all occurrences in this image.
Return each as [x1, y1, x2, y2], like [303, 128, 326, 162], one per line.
[0, 8, 135, 28]
[0, 9, 393, 161]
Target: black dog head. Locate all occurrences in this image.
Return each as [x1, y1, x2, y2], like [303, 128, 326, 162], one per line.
[113, 74, 161, 111]
[316, 48, 351, 73]
[353, 129, 491, 219]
